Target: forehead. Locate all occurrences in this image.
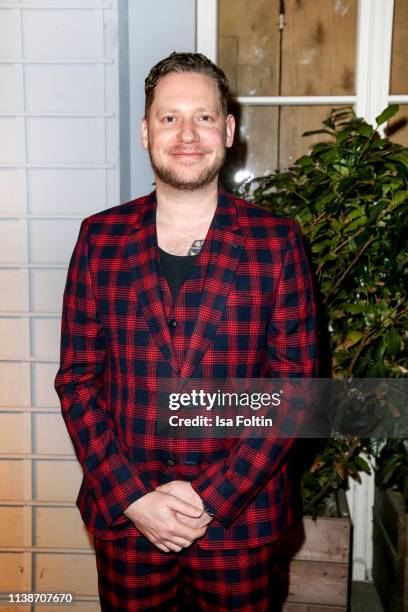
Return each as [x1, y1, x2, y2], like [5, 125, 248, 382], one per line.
[152, 72, 222, 111]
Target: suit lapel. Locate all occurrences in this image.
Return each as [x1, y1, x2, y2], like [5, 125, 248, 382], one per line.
[124, 192, 180, 374]
[180, 189, 245, 378]
[124, 189, 245, 379]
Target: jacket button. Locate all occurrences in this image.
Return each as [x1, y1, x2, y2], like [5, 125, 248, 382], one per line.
[166, 459, 175, 468]
[169, 319, 177, 328]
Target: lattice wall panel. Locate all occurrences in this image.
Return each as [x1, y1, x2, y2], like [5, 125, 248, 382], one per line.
[0, 2, 120, 609]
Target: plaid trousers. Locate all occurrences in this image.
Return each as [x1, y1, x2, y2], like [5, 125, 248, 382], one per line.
[94, 535, 286, 611]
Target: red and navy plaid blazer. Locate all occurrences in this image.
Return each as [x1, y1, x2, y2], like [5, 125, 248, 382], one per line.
[55, 188, 317, 550]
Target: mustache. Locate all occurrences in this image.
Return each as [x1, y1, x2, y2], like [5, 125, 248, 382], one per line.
[167, 146, 211, 154]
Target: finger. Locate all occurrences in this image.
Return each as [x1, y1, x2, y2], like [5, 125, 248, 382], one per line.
[155, 542, 171, 553]
[164, 535, 194, 549]
[176, 512, 206, 528]
[167, 494, 203, 518]
[172, 520, 207, 542]
[162, 541, 183, 553]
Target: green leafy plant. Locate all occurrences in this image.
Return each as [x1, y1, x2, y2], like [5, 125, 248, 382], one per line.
[238, 105, 408, 514]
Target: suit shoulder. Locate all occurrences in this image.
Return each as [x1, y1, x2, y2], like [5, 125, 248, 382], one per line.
[231, 193, 299, 237]
[81, 194, 151, 228]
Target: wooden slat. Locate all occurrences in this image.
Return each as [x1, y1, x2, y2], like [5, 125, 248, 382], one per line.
[34, 553, 98, 596]
[372, 487, 408, 612]
[294, 515, 350, 563]
[283, 604, 346, 612]
[0, 506, 25, 547]
[35, 604, 99, 612]
[374, 487, 407, 556]
[34, 460, 82, 501]
[0, 553, 25, 591]
[33, 412, 74, 455]
[286, 560, 348, 607]
[34, 506, 93, 549]
[0, 460, 24, 498]
[0, 413, 25, 453]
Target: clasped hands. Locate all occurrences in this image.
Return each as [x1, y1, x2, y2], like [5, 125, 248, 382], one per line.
[124, 480, 213, 553]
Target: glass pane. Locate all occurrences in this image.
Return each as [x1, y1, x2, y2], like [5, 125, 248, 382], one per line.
[281, 0, 357, 96]
[390, 0, 408, 94]
[218, 0, 280, 96]
[386, 105, 408, 146]
[218, 0, 357, 97]
[279, 105, 338, 168]
[221, 106, 278, 189]
[222, 104, 340, 190]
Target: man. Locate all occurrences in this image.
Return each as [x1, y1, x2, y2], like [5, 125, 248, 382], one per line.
[55, 52, 317, 611]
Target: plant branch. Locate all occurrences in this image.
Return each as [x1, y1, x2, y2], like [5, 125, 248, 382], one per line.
[347, 302, 407, 375]
[309, 438, 361, 507]
[316, 226, 366, 276]
[324, 235, 375, 302]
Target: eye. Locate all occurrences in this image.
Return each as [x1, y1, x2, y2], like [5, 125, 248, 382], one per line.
[199, 114, 214, 122]
[162, 115, 176, 124]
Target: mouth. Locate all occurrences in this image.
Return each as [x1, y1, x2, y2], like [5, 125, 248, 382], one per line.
[170, 152, 207, 158]
[168, 151, 209, 165]
[168, 147, 210, 156]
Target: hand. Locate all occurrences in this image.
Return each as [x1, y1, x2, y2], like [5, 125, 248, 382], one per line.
[124, 490, 206, 552]
[156, 481, 213, 529]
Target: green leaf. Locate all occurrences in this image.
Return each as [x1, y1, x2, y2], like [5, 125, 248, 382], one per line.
[302, 128, 334, 137]
[377, 454, 402, 487]
[375, 104, 399, 127]
[311, 239, 331, 253]
[394, 191, 408, 205]
[345, 208, 364, 222]
[387, 328, 401, 358]
[357, 123, 373, 137]
[343, 304, 366, 314]
[353, 456, 371, 474]
[336, 330, 364, 350]
[297, 155, 314, 167]
[346, 216, 367, 232]
[336, 128, 352, 143]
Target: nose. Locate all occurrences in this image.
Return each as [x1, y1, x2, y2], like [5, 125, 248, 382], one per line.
[178, 118, 199, 143]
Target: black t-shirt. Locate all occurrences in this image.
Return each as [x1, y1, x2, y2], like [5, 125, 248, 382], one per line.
[158, 246, 198, 299]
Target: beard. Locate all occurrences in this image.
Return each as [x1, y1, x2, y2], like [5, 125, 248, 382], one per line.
[148, 147, 226, 191]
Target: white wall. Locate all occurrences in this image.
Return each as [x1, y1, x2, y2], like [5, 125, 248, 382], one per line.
[127, 0, 196, 198]
[0, 1, 121, 607]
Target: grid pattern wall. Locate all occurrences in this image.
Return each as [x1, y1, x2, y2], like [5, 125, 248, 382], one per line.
[0, 1, 120, 609]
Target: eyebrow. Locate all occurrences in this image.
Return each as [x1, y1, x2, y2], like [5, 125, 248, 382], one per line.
[155, 106, 220, 115]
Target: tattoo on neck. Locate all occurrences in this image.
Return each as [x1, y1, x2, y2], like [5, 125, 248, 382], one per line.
[188, 239, 204, 256]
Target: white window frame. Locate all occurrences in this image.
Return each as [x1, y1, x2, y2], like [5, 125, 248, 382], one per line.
[197, 0, 408, 125]
[197, 0, 408, 582]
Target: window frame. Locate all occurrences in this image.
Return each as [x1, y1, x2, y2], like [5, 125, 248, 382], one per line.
[197, 0, 408, 129]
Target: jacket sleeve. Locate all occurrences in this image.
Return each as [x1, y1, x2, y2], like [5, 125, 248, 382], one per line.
[54, 219, 150, 527]
[191, 221, 317, 527]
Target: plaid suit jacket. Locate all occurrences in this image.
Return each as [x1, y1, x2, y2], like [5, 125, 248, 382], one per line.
[55, 188, 317, 550]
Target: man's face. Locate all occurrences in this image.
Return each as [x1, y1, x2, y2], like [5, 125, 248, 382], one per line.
[141, 71, 235, 191]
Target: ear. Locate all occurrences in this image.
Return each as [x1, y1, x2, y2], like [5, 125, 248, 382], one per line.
[141, 117, 149, 150]
[225, 113, 235, 148]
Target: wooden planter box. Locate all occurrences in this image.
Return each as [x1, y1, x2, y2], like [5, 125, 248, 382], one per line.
[282, 491, 351, 611]
[373, 486, 408, 612]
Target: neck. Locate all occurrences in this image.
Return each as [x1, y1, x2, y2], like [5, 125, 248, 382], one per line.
[155, 178, 219, 227]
